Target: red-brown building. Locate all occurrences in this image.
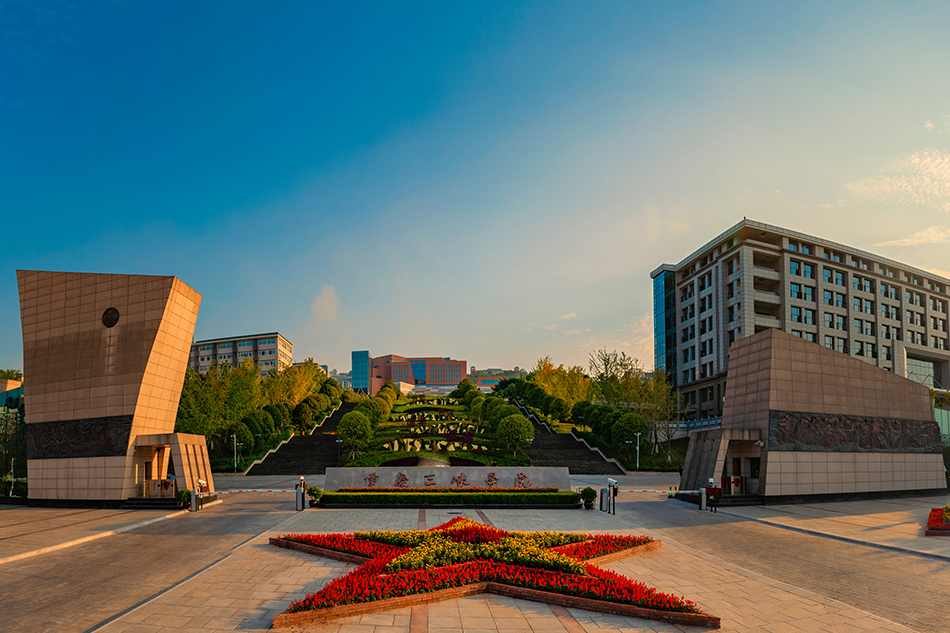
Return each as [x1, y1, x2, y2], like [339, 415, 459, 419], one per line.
[352, 351, 466, 394]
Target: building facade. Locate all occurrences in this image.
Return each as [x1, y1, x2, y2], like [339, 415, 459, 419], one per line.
[189, 332, 293, 376]
[17, 270, 214, 504]
[351, 351, 467, 394]
[652, 219, 950, 420]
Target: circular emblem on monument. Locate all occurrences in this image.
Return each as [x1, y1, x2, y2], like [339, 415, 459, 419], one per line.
[102, 307, 120, 328]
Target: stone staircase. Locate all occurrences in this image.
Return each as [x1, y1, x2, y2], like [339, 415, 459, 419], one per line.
[246, 403, 355, 476]
[526, 423, 625, 475]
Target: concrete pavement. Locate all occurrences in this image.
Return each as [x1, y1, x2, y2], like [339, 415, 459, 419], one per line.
[2, 474, 948, 633]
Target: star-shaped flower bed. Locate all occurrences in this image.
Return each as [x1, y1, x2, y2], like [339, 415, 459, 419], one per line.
[270, 518, 720, 629]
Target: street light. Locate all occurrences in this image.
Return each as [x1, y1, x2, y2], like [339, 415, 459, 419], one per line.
[336, 438, 343, 463]
[625, 440, 633, 466]
[635, 432, 641, 469]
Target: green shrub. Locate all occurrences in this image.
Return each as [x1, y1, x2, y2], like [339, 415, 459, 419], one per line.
[306, 485, 323, 500]
[496, 414, 534, 455]
[339, 410, 373, 456]
[177, 488, 192, 508]
[579, 486, 597, 502]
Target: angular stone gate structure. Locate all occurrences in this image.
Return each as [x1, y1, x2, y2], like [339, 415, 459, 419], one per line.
[682, 328, 946, 501]
[18, 270, 214, 504]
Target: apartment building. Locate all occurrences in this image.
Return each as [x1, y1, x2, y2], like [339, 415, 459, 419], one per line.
[651, 219, 950, 420]
[189, 332, 293, 376]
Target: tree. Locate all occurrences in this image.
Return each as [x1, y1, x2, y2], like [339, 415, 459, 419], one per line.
[0, 369, 22, 381]
[646, 370, 684, 461]
[292, 402, 313, 432]
[586, 404, 618, 436]
[496, 414, 534, 455]
[338, 411, 373, 458]
[571, 400, 592, 429]
[488, 404, 521, 432]
[588, 348, 645, 409]
[548, 397, 571, 422]
[611, 412, 649, 448]
[263, 404, 284, 430]
[531, 357, 593, 407]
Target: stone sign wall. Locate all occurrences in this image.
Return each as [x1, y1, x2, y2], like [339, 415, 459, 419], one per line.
[324, 467, 571, 491]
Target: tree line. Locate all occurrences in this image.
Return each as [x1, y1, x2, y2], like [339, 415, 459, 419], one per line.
[175, 358, 344, 468]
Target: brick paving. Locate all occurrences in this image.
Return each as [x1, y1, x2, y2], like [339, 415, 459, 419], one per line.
[87, 506, 926, 633]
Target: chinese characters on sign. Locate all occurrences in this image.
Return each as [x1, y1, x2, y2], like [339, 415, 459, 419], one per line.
[424, 474, 436, 487]
[364, 472, 379, 487]
[514, 473, 532, 488]
[451, 473, 470, 488]
[484, 472, 499, 488]
[394, 473, 409, 488]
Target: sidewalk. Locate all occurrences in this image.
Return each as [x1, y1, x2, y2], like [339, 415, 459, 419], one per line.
[719, 494, 950, 560]
[0, 505, 184, 564]
[90, 507, 919, 633]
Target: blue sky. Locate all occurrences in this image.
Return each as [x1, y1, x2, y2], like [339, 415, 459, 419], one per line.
[3, 1, 950, 374]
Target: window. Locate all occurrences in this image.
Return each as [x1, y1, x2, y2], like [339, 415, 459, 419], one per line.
[864, 299, 873, 314]
[824, 335, 835, 349]
[218, 342, 232, 349]
[802, 244, 812, 255]
[836, 315, 847, 331]
[199, 345, 213, 351]
[854, 340, 864, 356]
[791, 283, 801, 299]
[728, 329, 737, 344]
[239, 340, 254, 348]
[804, 308, 815, 325]
[803, 285, 814, 301]
[836, 293, 846, 307]
[727, 259, 735, 275]
[853, 297, 862, 312]
[790, 261, 801, 276]
[803, 332, 816, 342]
[824, 312, 834, 329]
[792, 329, 803, 338]
[792, 307, 802, 323]
[883, 345, 892, 361]
[728, 305, 735, 322]
[803, 263, 814, 279]
[824, 290, 834, 305]
[836, 271, 845, 286]
[836, 338, 847, 354]
[788, 242, 798, 252]
[853, 318, 863, 334]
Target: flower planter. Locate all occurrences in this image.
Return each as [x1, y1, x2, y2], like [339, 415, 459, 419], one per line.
[584, 501, 594, 510]
[270, 518, 719, 629]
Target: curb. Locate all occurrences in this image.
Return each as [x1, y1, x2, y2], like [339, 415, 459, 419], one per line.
[0, 509, 187, 566]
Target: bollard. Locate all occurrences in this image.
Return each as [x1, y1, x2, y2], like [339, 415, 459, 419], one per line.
[296, 488, 304, 511]
[699, 488, 707, 511]
[190, 489, 198, 512]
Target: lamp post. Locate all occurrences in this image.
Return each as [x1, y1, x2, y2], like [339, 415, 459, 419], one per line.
[635, 432, 641, 469]
[336, 439, 343, 463]
[625, 440, 632, 466]
[232, 434, 237, 473]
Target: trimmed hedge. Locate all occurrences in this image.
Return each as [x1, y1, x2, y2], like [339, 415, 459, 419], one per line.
[320, 491, 579, 506]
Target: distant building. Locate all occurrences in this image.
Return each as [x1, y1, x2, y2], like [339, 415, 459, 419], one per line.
[190, 332, 293, 376]
[351, 351, 466, 395]
[474, 376, 503, 393]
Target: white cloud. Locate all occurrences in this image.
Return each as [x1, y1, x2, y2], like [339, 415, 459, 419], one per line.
[543, 323, 557, 331]
[310, 284, 340, 321]
[845, 149, 950, 212]
[875, 225, 950, 246]
[925, 120, 934, 132]
[563, 328, 591, 336]
[558, 312, 578, 320]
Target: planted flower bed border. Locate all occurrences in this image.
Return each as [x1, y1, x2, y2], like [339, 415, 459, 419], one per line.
[925, 506, 950, 536]
[269, 518, 719, 629]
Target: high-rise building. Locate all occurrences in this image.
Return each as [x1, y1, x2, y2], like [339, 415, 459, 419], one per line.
[651, 219, 950, 420]
[189, 332, 293, 376]
[351, 351, 467, 394]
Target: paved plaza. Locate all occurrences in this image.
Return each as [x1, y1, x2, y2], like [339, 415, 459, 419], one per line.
[1, 474, 948, 633]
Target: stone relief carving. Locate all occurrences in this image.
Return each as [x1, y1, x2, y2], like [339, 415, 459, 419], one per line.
[768, 410, 942, 453]
[26, 415, 133, 459]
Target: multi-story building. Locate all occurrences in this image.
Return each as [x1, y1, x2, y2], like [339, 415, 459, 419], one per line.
[652, 219, 950, 420]
[351, 351, 467, 394]
[189, 332, 293, 376]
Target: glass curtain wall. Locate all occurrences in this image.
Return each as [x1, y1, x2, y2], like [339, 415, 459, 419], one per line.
[1, 386, 26, 499]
